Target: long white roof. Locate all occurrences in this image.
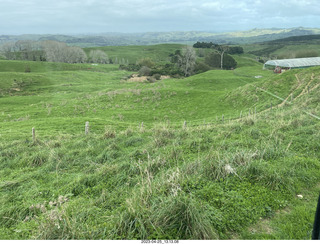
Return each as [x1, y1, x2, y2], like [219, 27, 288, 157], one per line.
[265, 57, 320, 68]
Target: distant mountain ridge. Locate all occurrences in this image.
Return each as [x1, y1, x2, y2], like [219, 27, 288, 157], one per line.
[1, 27, 320, 47]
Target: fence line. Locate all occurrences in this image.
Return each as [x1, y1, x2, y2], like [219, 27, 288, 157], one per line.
[26, 100, 318, 142]
[23, 73, 320, 141]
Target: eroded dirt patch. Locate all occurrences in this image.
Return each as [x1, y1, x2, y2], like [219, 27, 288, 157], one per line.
[127, 74, 170, 82]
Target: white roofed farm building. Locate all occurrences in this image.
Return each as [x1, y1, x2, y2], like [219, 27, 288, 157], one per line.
[264, 57, 320, 73]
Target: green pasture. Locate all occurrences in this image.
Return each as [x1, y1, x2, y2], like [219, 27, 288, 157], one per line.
[0, 60, 120, 73]
[0, 46, 320, 240]
[0, 55, 277, 140]
[84, 44, 184, 64]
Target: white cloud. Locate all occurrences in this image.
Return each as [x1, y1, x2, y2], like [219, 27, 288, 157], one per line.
[0, 0, 320, 34]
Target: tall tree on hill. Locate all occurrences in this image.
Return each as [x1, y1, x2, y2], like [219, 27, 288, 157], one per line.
[177, 46, 196, 77]
[41, 40, 87, 63]
[89, 50, 109, 64]
[15, 40, 40, 61]
[41, 40, 66, 62]
[214, 45, 230, 69]
[0, 42, 16, 60]
[205, 52, 237, 70]
[65, 46, 87, 63]
[1, 41, 45, 61]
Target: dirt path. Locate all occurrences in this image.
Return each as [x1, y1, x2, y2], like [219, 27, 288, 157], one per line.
[277, 73, 316, 107]
[311, 83, 320, 92]
[241, 73, 319, 120]
[278, 74, 303, 107]
[295, 73, 315, 99]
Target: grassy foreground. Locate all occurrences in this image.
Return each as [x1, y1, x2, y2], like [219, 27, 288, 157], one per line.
[0, 56, 319, 239]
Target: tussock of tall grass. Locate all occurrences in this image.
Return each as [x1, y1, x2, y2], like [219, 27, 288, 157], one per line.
[116, 190, 218, 239]
[152, 194, 218, 239]
[103, 126, 116, 139]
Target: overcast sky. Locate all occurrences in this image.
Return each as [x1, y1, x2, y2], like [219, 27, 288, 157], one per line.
[1, 0, 320, 35]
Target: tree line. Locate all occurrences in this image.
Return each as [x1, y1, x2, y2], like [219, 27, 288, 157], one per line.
[1, 40, 239, 78]
[120, 44, 238, 79]
[0, 40, 113, 64]
[193, 41, 244, 55]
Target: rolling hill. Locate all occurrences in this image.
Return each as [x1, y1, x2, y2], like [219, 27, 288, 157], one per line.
[0, 47, 319, 240]
[244, 33, 320, 59]
[1, 27, 320, 47]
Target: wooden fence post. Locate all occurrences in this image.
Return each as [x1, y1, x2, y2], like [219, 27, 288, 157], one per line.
[32, 127, 36, 142]
[85, 121, 89, 135]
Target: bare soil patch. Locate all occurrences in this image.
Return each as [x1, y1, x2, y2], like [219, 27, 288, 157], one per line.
[127, 74, 170, 82]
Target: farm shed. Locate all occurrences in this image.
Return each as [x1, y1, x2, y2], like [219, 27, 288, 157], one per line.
[264, 57, 320, 71]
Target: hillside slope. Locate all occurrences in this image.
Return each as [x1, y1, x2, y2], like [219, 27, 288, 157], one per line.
[244, 33, 320, 59]
[0, 55, 274, 140]
[0, 59, 319, 239]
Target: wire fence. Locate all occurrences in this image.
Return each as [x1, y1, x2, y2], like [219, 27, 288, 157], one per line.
[4, 70, 320, 141]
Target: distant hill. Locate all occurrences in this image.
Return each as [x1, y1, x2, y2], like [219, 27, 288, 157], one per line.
[266, 34, 320, 44]
[246, 33, 320, 58]
[1, 27, 320, 47]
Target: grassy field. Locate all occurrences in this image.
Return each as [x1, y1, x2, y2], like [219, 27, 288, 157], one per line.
[0, 54, 275, 140]
[84, 44, 184, 64]
[0, 46, 319, 240]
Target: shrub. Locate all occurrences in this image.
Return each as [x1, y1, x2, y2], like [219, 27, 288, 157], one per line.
[149, 63, 182, 76]
[194, 61, 211, 74]
[25, 66, 31, 73]
[139, 66, 151, 76]
[137, 58, 155, 68]
[152, 73, 161, 80]
[147, 77, 156, 83]
[205, 53, 220, 68]
[223, 54, 237, 70]
[197, 49, 206, 57]
[119, 64, 141, 71]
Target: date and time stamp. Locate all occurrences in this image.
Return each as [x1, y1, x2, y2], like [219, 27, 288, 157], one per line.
[141, 240, 179, 244]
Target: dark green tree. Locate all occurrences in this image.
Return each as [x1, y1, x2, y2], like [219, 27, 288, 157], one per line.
[205, 52, 237, 70]
[194, 61, 211, 74]
[223, 54, 237, 69]
[205, 53, 220, 68]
